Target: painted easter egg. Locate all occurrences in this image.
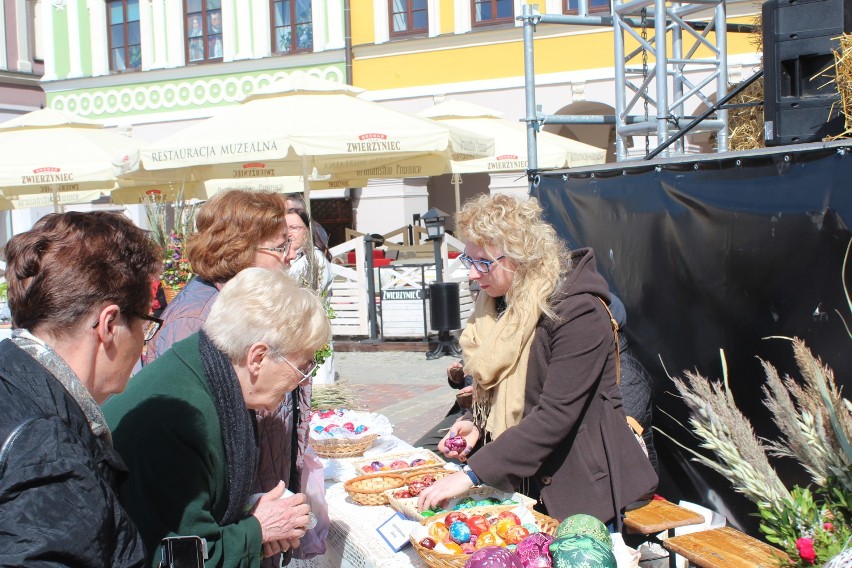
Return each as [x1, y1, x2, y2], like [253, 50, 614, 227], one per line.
[450, 520, 472, 544]
[429, 521, 450, 542]
[466, 514, 490, 536]
[515, 532, 554, 568]
[554, 514, 612, 548]
[549, 534, 616, 568]
[464, 546, 523, 567]
[445, 435, 468, 452]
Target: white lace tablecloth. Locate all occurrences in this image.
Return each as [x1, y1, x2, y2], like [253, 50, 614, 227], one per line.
[291, 435, 429, 568]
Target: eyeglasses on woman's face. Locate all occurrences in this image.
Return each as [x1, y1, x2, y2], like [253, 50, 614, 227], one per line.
[257, 241, 290, 256]
[275, 352, 319, 386]
[131, 312, 164, 342]
[93, 311, 162, 342]
[458, 253, 506, 274]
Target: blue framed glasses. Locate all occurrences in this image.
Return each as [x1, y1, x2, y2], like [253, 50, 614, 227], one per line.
[458, 253, 506, 274]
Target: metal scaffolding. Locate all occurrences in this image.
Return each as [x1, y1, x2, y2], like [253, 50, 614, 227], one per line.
[521, 1, 737, 165]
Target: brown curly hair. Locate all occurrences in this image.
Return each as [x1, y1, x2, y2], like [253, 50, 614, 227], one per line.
[186, 190, 289, 283]
[5, 211, 161, 337]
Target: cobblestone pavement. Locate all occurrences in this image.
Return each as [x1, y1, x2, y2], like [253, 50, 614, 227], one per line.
[332, 351, 461, 445]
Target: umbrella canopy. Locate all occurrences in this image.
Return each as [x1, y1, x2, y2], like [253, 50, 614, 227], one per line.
[110, 175, 367, 205]
[415, 99, 607, 173]
[0, 190, 106, 211]
[121, 75, 494, 184]
[0, 108, 139, 199]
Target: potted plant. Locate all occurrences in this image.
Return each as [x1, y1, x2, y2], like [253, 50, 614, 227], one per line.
[160, 231, 193, 301]
[143, 186, 197, 302]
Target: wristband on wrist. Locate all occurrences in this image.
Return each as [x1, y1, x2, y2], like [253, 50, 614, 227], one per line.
[462, 465, 480, 486]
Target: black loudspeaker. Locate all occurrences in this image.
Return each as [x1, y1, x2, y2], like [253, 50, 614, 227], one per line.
[429, 282, 461, 331]
[762, 0, 851, 146]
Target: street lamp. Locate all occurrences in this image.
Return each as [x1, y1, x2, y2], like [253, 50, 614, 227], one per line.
[420, 208, 460, 359]
[421, 207, 447, 283]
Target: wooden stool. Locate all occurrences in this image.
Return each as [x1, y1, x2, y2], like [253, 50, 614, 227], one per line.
[663, 526, 790, 568]
[623, 499, 706, 568]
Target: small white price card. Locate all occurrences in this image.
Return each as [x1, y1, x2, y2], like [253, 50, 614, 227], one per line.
[376, 511, 418, 552]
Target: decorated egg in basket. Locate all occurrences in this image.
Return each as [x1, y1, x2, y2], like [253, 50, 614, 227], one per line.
[464, 546, 523, 567]
[549, 534, 616, 568]
[514, 532, 554, 568]
[553, 513, 612, 548]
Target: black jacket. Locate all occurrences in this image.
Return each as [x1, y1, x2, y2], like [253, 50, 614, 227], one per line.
[0, 339, 145, 567]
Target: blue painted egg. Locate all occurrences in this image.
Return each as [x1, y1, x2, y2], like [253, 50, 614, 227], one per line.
[449, 520, 472, 544]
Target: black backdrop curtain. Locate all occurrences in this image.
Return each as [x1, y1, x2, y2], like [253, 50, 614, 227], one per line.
[531, 143, 851, 533]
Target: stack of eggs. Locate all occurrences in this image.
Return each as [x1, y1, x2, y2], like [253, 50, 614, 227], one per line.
[450, 513, 616, 568]
[419, 510, 536, 557]
[420, 495, 519, 518]
[358, 455, 435, 474]
[309, 408, 392, 440]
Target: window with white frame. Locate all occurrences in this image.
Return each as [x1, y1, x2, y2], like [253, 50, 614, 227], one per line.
[107, 0, 141, 71]
[271, 0, 313, 54]
[185, 0, 223, 63]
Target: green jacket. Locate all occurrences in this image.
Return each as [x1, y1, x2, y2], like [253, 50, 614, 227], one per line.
[104, 333, 263, 568]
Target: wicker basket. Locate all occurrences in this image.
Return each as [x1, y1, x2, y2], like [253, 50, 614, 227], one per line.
[343, 473, 406, 506]
[352, 448, 446, 477]
[163, 285, 180, 303]
[410, 505, 559, 568]
[310, 433, 378, 458]
[388, 483, 536, 521]
[384, 469, 456, 519]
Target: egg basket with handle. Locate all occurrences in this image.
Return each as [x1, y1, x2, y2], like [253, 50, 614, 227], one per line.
[309, 433, 379, 458]
[384, 469, 456, 519]
[343, 473, 406, 506]
[410, 505, 558, 568]
[351, 448, 446, 477]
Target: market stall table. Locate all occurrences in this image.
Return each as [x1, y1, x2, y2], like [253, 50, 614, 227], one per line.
[291, 436, 430, 568]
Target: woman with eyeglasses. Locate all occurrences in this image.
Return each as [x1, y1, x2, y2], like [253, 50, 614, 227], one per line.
[416, 194, 657, 529]
[144, 189, 317, 568]
[284, 208, 333, 294]
[105, 268, 330, 568]
[0, 211, 161, 566]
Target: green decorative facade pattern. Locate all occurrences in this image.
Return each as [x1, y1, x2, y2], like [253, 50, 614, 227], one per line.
[48, 65, 346, 119]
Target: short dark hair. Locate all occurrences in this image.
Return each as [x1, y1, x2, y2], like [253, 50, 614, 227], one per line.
[5, 211, 161, 336]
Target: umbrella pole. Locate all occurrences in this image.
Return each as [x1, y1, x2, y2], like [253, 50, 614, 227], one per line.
[452, 173, 462, 213]
[51, 184, 62, 214]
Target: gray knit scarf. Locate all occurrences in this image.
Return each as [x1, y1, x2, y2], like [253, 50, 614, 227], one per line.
[198, 330, 258, 526]
[11, 328, 112, 445]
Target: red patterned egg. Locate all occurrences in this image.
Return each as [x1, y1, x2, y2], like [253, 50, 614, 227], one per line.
[445, 435, 468, 452]
[343, 422, 355, 431]
[389, 460, 410, 469]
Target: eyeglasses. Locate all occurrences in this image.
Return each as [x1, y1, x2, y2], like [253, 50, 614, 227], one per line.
[130, 312, 164, 342]
[257, 241, 290, 255]
[276, 353, 319, 385]
[287, 225, 307, 233]
[458, 253, 506, 274]
[92, 311, 163, 342]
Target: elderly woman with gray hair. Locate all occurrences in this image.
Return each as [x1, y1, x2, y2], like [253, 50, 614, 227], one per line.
[104, 268, 331, 568]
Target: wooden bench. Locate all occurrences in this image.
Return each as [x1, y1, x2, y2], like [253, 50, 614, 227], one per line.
[663, 526, 789, 568]
[623, 499, 706, 568]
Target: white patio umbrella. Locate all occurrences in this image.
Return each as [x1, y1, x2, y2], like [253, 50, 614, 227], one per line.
[0, 108, 139, 210]
[413, 99, 607, 210]
[120, 75, 494, 197]
[110, 175, 367, 205]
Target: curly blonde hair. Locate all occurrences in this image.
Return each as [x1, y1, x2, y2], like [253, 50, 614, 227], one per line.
[455, 194, 570, 322]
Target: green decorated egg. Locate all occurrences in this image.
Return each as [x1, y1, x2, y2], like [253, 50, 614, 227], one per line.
[554, 514, 612, 548]
[549, 534, 616, 568]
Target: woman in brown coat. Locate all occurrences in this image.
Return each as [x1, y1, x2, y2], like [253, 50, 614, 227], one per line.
[417, 194, 657, 529]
